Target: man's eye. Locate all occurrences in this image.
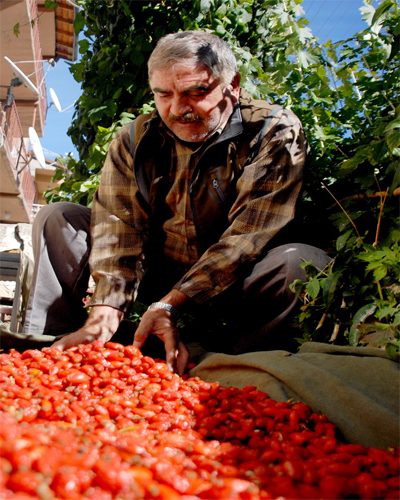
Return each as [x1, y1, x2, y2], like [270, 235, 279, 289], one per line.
[188, 90, 208, 97]
[154, 91, 172, 99]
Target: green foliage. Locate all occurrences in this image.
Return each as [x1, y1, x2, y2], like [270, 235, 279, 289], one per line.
[125, 301, 149, 327]
[45, 112, 135, 207]
[290, 236, 400, 359]
[290, 185, 400, 358]
[285, 0, 400, 357]
[44, 0, 400, 354]
[44, 0, 58, 8]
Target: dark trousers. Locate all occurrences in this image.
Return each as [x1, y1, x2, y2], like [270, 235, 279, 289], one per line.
[23, 202, 330, 354]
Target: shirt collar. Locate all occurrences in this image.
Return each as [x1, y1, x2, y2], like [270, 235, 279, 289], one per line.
[218, 103, 243, 143]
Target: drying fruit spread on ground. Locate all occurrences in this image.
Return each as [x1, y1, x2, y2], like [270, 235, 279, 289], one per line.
[0, 341, 398, 499]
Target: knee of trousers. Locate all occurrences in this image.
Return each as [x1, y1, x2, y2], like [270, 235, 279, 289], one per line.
[243, 243, 331, 300]
[33, 202, 91, 241]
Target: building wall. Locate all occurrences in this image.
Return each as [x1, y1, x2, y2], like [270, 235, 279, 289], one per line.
[0, 0, 76, 224]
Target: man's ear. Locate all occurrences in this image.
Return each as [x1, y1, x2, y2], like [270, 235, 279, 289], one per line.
[229, 72, 241, 101]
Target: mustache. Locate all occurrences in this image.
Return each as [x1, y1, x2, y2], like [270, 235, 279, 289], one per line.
[168, 113, 204, 122]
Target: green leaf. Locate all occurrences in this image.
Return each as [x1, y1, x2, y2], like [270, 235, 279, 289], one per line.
[306, 278, 321, 300]
[71, 181, 83, 191]
[119, 0, 132, 17]
[349, 303, 378, 346]
[45, 0, 58, 8]
[349, 325, 361, 346]
[385, 342, 400, 360]
[353, 303, 378, 326]
[295, 26, 313, 44]
[336, 229, 353, 251]
[322, 271, 341, 308]
[371, 0, 394, 27]
[119, 112, 136, 125]
[372, 266, 388, 281]
[79, 39, 90, 54]
[87, 106, 109, 125]
[215, 24, 226, 36]
[297, 51, 319, 69]
[386, 130, 400, 152]
[310, 91, 333, 105]
[389, 34, 400, 60]
[74, 11, 86, 35]
[113, 88, 123, 100]
[199, 0, 212, 13]
[130, 50, 145, 67]
[289, 279, 305, 297]
[384, 119, 400, 133]
[377, 307, 399, 320]
[51, 168, 66, 182]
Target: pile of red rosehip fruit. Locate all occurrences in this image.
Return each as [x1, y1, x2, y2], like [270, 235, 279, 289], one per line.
[0, 341, 398, 499]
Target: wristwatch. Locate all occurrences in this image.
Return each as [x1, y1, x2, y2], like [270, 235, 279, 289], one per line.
[148, 302, 180, 321]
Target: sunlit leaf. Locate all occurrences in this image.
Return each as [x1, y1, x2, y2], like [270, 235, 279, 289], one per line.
[297, 51, 319, 68]
[371, 0, 394, 27]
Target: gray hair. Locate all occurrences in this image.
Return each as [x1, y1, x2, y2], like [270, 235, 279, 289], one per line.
[148, 31, 238, 87]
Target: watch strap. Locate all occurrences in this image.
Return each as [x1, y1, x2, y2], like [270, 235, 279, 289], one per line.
[148, 302, 179, 321]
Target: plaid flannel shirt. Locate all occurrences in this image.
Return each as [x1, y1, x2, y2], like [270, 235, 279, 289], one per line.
[88, 91, 307, 312]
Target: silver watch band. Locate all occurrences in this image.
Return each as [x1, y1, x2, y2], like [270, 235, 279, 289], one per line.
[148, 302, 179, 321]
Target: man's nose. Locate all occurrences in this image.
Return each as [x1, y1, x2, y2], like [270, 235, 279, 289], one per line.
[170, 95, 192, 116]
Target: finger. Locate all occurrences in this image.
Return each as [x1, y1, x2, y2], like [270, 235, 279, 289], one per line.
[52, 335, 76, 351]
[176, 341, 190, 376]
[132, 326, 149, 349]
[51, 331, 92, 351]
[52, 339, 66, 351]
[165, 347, 178, 374]
[164, 333, 179, 374]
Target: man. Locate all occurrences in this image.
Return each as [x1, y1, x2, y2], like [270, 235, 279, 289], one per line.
[23, 31, 329, 375]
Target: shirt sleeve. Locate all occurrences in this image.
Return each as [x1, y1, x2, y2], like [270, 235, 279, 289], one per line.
[174, 107, 306, 304]
[88, 125, 149, 312]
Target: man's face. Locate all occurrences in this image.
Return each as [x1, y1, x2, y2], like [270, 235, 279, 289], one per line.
[150, 61, 240, 143]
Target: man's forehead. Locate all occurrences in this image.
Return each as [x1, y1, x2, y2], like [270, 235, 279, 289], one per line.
[150, 63, 216, 89]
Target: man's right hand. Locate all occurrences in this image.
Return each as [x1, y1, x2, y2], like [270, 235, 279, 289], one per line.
[52, 305, 124, 351]
[133, 290, 190, 375]
[133, 307, 189, 376]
